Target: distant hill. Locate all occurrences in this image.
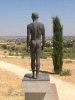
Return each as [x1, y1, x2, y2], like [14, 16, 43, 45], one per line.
[0, 36, 75, 40]
[46, 36, 75, 40]
[64, 36, 75, 40]
[0, 36, 26, 39]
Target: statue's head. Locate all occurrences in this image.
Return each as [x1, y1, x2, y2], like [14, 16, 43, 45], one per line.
[31, 13, 39, 20]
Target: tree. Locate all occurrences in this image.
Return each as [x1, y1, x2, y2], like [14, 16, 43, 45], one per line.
[52, 16, 63, 74]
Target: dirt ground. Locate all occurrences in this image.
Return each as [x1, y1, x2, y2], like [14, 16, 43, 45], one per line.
[0, 69, 24, 100]
[0, 57, 75, 84]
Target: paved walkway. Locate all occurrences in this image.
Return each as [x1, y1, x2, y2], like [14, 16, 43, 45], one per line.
[0, 60, 75, 100]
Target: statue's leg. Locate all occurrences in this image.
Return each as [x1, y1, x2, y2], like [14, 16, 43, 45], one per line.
[36, 47, 41, 78]
[31, 50, 36, 78]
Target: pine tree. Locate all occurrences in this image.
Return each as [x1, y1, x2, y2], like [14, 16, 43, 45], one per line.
[52, 16, 63, 74]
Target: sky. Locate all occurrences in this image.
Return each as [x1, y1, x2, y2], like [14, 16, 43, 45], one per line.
[0, 0, 75, 36]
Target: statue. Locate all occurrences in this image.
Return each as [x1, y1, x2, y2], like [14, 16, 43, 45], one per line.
[27, 13, 45, 78]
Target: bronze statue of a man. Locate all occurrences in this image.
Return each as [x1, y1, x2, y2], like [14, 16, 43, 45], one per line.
[27, 13, 45, 78]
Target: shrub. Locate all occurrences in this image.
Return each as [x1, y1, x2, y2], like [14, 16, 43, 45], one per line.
[43, 47, 53, 52]
[40, 52, 48, 59]
[45, 42, 50, 47]
[11, 46, 15, 51]
[60, 69, 71, 76]
[21, 51, 29, 58]
[64, 42, 73, 48]
[1, 44, 7, 49]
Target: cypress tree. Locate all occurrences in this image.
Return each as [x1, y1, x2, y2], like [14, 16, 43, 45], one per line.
[52, 16, 63, 74]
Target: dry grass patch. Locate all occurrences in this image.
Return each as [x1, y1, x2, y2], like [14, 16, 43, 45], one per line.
[0, 69, 24, 100]
[0, 57, 75, 84]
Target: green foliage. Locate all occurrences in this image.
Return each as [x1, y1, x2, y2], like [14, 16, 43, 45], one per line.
[40, 46, 52, 59]
[43, 47, 52, 52]
[1, 44, 7, 49]
[63, 47, 75, 59]
[52, 16, 63, 74]
[45, 42, 50, 47]
[60, 69, 71, 76]
[10, 46, 16, 51]
[64, 42, 73, 48]
[40, 53, 47, 59]
[21, 51, 29, 58]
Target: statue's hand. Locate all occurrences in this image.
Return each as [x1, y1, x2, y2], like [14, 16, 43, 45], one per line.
[41, 45, 44, 50]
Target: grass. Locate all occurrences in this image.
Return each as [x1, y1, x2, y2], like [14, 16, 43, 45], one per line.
[60, 69, 71, 76]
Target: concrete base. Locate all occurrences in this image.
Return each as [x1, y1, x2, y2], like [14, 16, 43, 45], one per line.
[22, 73, 59, 100]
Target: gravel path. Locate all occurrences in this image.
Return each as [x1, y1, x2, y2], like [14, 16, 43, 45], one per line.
[0, 60, 75, 100]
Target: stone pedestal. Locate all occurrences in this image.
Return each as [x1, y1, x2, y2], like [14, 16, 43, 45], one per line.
[22, 72, 59, 100]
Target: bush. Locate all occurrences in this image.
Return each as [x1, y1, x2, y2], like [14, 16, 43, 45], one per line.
[45, 42, 50, 47]
[60, 69, 71, 76]
[21, 51, 29, 58]
[64, 42, 73, 48]
[43, 47, 53, 52]
[1, 44, 7, 49]
[40, 52, 48, 59]
[10, 46, 15, 51]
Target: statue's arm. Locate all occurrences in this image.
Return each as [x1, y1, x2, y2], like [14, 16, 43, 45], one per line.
[42, 24, 45, 49]
[27, 26, 30, 51]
